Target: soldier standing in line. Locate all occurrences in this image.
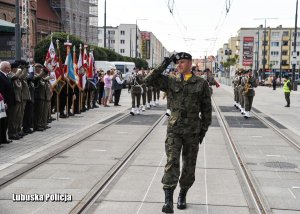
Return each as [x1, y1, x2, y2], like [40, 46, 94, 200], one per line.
[139, 68, 147, 111]
[243, 69, 258, 119]
[7, 62, 23, 140]
[23, 65, 35, 134]
[232, 70, 240, 109]
[238, 70, 246, 115]
[33, 64, 46, 131]
[19, 61, 31, 136]
[42, 73, 52, 129]
[145, 52, 212, 213]
[129, 68, 143, 115]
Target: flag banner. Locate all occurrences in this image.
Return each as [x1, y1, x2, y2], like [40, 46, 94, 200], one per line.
[44, 41, 59, 86]
[65, 51, 77, 84]
[87, 51, 94, 79]
[52, 78, 66, 94]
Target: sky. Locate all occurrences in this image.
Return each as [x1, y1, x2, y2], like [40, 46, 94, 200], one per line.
[98, 0, 298, 58]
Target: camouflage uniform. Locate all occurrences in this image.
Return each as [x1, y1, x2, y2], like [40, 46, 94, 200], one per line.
[145, 64, 212, 190]
[242, 75, 258, 118]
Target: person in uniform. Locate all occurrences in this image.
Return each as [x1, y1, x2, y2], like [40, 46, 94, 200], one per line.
[129, 69, 143, 115]
[242, 69, 258, 119]
[145, 52, 212, 213]
[33, 63, 47, 131]
[283, 75, 292, 107]
[232, 70, 240, 109]
[238, 70, 246, 114]
[23, 65, 35, 134]
[7, 61, 23, 140]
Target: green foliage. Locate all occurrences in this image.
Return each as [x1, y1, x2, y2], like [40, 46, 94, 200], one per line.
[132, 58, 149, 69]
[91, 45, 107, 60]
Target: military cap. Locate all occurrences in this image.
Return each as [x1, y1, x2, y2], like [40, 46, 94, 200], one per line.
[173, 52, 192, 63]
[10, 61, 20, 68]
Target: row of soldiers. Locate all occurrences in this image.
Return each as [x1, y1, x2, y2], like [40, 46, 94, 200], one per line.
[232, 69, 258, 119]
[2, 60, 100, 142]
[128, 68, 161, 116]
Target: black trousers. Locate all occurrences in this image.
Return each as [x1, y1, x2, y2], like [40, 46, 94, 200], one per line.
[0, 116, 8, 143]
[23, 101, 33, 130]
[114, 89, 122, 105]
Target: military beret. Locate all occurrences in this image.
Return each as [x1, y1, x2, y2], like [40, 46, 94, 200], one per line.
[173, 52, 192, 63]
[10, 61, 19, 68]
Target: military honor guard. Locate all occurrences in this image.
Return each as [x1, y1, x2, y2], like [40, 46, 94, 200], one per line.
[242, 69, 258, 119]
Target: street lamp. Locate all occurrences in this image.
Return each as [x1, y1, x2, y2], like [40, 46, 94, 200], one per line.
[135, 19, 147, 58]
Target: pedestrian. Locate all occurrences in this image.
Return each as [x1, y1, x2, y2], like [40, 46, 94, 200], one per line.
[145, 52, 212, 213]
[103, 70, 115, 107]
[283, 75, 292, 107]
[0, 92, 7, 145]
[112, 70, 125, 106]
[272, 75, 277, 90]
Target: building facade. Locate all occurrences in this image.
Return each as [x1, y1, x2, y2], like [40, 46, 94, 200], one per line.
[98, 24, 169, 66]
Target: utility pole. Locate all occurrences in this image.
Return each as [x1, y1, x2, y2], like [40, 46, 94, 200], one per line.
[292, 0, 298, 90]
[254, 18, 278, 80]
[104, 0, 106, 48]
[15, 0, 21, 60]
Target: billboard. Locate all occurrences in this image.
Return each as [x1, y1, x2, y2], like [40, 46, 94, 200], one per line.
[242, 37, 254, 66]
[0, 34, 15, 61]
[141, 32, 151, 59]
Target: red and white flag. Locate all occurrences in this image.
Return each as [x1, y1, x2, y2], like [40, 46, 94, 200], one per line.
[44, 41, 59, 86]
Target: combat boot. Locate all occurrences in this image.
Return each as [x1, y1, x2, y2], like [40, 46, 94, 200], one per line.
[177, 189, 188, 209]
[130, 108, 135, 116]
[162, 188, 174, 213]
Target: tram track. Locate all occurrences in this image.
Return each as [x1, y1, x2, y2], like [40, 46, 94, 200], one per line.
[212, 97, 270, 214]
[212, 87, 300, 214]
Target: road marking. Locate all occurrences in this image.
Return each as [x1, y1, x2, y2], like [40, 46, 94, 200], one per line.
[266, 155, 281, 157]
[52, 177, 71, 180]
[288, 188, 297, 199]
[117, 131, 128, 134]
[251, 136, 263, 138]
[292, 186, 300, 189]
[92, 149, 107, 152]
[136, 153, 165, 214]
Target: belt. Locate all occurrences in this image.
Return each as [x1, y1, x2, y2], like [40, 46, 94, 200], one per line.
[171, 111, 199, 118]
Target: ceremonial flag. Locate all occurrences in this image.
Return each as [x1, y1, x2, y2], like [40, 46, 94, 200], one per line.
[44, 40, 65, 93]
[65, 51, 76, 84]
[87, 51, 96, 88]
[73, 47, 80, 86]
[44, 41, 58, 86]
[77, 48, 86, 90]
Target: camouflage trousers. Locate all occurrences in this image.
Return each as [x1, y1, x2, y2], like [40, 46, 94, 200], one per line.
[162, 133, 199, 190]
[244, 95, 254, 111]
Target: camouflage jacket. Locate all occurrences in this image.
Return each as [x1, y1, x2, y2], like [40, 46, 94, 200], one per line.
[145, 66, 212, 135]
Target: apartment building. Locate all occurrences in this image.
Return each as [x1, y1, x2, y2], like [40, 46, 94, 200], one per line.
[98, 24, 169, 66]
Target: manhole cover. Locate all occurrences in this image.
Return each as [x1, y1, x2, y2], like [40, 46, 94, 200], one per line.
[263, 161, 298, 169]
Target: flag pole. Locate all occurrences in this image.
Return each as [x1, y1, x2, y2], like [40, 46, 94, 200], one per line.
[79, 44, 82, 112]
[56, 38, 60, 121]
[64, 35, 72, 117]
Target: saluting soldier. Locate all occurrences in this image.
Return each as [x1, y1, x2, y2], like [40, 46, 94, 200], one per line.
[19, 61, 31, 136]
[42, 73, 52, 129]
[7, 61, 23, 140]
[33, 64, 46, 131]
[23, 66, 35, 134]
[243, 69, 258, 119]
[145, 52, 212, 213]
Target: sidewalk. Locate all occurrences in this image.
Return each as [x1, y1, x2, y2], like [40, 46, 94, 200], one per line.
[0, 91, 136, 172]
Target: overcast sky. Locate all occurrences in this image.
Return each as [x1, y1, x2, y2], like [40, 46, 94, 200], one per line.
[98, 0, 298, 58]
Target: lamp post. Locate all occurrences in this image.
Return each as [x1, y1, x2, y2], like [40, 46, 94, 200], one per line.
[292, 0, 298, 90]
[104, 0, 106, 48]
[15, 0, 21, 60]
[135, 19, 147, 58]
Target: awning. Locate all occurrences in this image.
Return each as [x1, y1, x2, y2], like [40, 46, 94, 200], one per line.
[0, 19, 15, 33]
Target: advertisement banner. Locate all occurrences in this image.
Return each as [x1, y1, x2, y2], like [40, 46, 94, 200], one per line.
[242, 37, 254, 66]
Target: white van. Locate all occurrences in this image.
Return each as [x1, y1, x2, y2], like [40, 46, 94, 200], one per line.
[110, 61, 135, 77]
[94, 61, 116, 73]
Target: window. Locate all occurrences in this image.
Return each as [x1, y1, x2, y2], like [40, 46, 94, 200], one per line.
[297, 51, 300, 56]
[99, 30, 102, 34]
[120, 40, 125, 44]
[110, 40, 115, 44]
[108, 30, 115, 35]
[1, 13, 6, 20]
[271, 51, 279, 56]
[270, 61, 279, 66]
[120, 30, 125, 35]
[292, 42, 300, 46]
[120, 49, 125, 53]
[282, 41, 288, 46]
[271, 32, 280, 37]
[262, 41, 268, 46]
[282, 60, 288, 65]
[282, 50, 288, 56]
[271, 42, 279, 46]
[283, 31, 289, 36]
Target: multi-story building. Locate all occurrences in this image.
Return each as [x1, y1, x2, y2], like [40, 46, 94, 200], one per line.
[50, 0, 98, 45]
[0, 0, 37, 60]
[98, 24, 169, 66]
[237, 25, 300, 78]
